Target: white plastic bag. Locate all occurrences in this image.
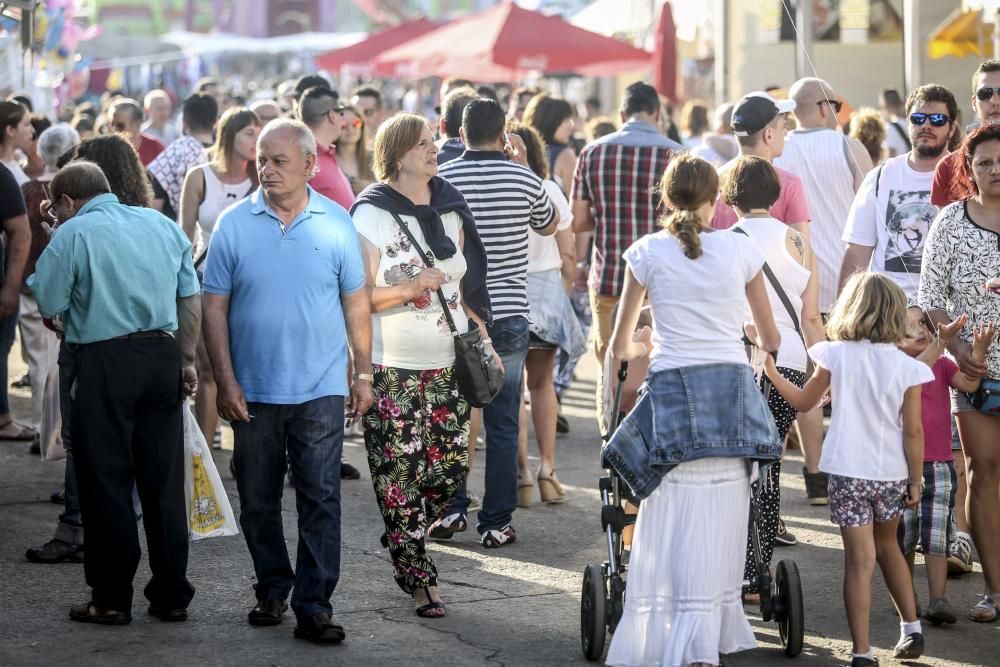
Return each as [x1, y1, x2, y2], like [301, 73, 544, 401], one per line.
[183, 400, 238, 540]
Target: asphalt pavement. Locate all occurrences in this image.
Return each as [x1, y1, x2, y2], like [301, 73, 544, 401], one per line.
[0, 349, 997, 666]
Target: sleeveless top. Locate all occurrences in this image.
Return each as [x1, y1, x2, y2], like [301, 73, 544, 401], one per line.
[734, 217, 811, 373]
[774, 128, 859, 312]
[197, 165, 252, 254]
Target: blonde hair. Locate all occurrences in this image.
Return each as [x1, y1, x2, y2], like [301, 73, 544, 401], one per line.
[372, 112, 428, 182]
[848, 107, 886, 165]
[826, 272, 908, 343]
[659, 154, 719, 259]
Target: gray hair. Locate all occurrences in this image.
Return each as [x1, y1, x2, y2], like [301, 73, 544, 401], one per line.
[37, 124, 80, 170]
[258, 118, 317, 159]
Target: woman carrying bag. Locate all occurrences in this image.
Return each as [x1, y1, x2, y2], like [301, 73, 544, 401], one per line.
[349, 113, 493, 619]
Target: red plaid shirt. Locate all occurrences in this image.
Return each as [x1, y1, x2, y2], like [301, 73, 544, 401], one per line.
[572, 122, 679, 296]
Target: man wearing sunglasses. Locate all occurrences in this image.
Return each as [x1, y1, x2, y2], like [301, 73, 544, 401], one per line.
[931, 59, 1000, 207]
[108, 98, 164, 167]
[297, 85, 354, 212]
[841, 84, 958, 299]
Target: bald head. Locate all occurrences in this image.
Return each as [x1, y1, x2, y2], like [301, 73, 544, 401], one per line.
[789, 77, 839, 128]
[250, 100, 281, 125]
[51, 161, 111, 201]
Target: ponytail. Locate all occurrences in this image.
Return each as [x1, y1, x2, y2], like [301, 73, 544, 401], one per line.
[666, 209, 703, 259]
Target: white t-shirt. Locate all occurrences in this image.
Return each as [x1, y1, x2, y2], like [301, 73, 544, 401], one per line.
[623, 229, 765, 373]
[813, 340, 933, 481]
[527, 179, 572, 274]
[352, 204, 468, 369]
[842, 153, 938, 299]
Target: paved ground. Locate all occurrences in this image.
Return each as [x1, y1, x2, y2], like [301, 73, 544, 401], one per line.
[0, 348, 997, 666]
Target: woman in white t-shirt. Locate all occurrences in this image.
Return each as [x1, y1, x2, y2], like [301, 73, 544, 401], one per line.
[178, 107, 260, 450]
[350, 114, 493, 619]
[726, 156, 825, 602]
[507, 122, 585, 506]
[605, 154, 781, 667]
[764, 272, 931, 665]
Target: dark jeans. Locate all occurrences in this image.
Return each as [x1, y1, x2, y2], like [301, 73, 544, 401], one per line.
[71, 336, 192, 612]
[0, 308, 17, 414]
[231, 395, 344, 621]
[54, 342, 83, 544]
[452, 316, 530, 534]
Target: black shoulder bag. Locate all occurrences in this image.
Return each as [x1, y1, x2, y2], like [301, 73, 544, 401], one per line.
[389, 211, 504, 407]
[733, 226, 815, 376]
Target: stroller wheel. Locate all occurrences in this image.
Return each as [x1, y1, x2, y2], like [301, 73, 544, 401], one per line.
[774, 560, 804, 657]
[580, 563, 608, 661]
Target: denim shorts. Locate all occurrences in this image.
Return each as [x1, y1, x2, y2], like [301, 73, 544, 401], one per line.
[828, 474, 907, 527]
[526, 269, 586, 358]
[951, 389, 975, 414]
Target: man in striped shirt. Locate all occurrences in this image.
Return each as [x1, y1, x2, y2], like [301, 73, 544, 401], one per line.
[571, 82, 682, 434]
[437, 98, 558, 548]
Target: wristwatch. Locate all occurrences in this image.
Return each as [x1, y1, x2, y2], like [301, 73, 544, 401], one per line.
[351, 372, 374, 384]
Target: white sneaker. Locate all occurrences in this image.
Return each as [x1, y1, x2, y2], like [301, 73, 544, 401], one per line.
[948, 534, 973, 575]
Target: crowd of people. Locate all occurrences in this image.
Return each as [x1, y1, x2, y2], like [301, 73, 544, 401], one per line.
[2, 55, 999, 667]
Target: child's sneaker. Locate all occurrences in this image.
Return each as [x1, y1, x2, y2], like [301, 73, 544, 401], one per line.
[922, 597, 957, 625]
[893, 632, 924, 660]
[948, 534, 974, 575]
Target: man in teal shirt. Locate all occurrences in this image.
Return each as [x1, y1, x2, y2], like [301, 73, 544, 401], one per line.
[29, 161, 201, 625]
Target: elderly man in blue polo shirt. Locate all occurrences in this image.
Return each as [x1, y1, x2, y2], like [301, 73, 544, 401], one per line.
[29, 161, 201, 625]
[202, 118, 373, 645]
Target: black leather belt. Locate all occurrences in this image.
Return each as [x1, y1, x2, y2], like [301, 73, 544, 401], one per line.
[111, 330, 172, 340]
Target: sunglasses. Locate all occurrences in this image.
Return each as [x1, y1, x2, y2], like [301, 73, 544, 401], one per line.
[816, 99, 843, 114]
[909, 112, 951, 127]
[976, 87, 1000, 101]
[112, 122, 128, 132]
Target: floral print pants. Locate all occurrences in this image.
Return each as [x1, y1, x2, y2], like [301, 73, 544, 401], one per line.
[363, 364, 470, 590]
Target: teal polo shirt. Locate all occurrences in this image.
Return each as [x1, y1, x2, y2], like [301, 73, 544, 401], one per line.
[202, 187, 366, 404]
[28, 193, 199, 344]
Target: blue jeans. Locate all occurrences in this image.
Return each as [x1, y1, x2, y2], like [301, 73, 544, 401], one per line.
[452, 316, 529, 534]
[231, 395, 344, 621]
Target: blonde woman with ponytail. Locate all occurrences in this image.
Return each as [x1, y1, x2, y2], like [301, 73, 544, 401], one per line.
[605, 153, 783, 667]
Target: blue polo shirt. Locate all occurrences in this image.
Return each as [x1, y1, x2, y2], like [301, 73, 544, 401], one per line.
[202, 187, 366, 404]
[28, 193, 199, 344]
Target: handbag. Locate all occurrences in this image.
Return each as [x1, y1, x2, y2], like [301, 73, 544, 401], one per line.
[733, 226, 815, 377]
[389, 211, 504, 407]
[967, 378, 1000, 416]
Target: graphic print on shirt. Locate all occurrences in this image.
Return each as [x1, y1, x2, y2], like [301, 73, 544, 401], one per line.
[884, 188, 936, 274]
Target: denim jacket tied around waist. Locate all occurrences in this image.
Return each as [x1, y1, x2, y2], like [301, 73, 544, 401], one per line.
[603, 362, 781, 500]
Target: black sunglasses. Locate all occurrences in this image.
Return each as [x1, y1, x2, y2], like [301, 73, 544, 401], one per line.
[909, 112, 951, 127]
[976, 87, 1000, 102]
[816, 99, 843, 114]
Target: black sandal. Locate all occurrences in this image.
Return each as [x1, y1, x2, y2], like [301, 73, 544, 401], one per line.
[415, 600, 446, 618]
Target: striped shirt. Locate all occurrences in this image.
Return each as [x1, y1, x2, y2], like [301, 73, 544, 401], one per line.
[572, 120, 680, 297]
[440, 150, 555, 320]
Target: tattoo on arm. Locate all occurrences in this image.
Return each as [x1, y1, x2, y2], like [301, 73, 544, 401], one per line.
[792, 234, 804, 259]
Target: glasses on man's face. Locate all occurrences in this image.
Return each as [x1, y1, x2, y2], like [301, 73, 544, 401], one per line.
[112, 122, 128, 132]
[44, 199, 59, 222]
[977, 87, 1000, 102]
[816, 99, 843, 114]
[910, 112, 951, 127]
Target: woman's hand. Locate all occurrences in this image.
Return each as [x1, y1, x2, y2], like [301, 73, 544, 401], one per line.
[410, 267, 447, 296]
[953, 339, 989, 379]
[631, 326, 653, 358]
[984, 277, 1000, 294]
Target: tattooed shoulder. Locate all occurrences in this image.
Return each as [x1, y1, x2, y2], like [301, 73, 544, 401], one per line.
[791, 233, 805, 259]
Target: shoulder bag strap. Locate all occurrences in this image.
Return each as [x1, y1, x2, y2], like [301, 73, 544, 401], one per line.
[890, 120, 912, 149]
[732, 226, 806, 346]
[388, 210, 460, 336]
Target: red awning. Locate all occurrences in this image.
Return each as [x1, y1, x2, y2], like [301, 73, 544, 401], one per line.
[371, 0, 651, 81]
[652, 2, 677, 102]
[315, 17, 441, 76]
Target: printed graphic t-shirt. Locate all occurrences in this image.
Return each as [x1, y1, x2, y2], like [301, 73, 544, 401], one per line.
[842, 153, 938, 299]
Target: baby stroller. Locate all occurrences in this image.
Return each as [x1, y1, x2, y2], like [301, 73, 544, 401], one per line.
[580, 361, 805, 661]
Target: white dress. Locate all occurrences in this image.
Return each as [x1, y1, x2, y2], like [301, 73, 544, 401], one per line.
[605, 458, 756, 667]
